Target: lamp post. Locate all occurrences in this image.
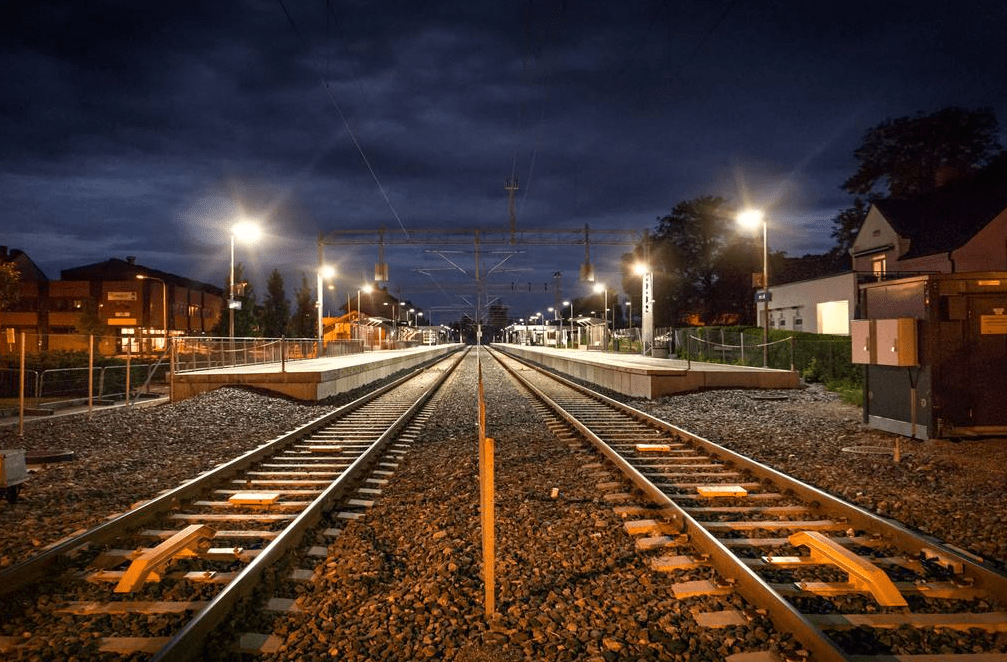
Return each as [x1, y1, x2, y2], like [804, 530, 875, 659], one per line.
[625, 300, 632, 330]
[593, 283, 608, 351]
[229, 221, 261, 339]
[317, 264, 335, 357]
[564, 300, 572, 348]
[136, 274, 167, 352]
[738, 209, 769, 367]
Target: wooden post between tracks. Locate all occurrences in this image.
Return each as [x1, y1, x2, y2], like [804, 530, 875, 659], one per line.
[478, 354, 496, 616]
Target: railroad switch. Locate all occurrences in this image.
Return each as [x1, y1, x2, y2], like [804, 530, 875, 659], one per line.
[114, 524, 217, 593]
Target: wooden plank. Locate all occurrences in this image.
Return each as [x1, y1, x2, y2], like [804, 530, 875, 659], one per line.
[236, 633, 283, 654]
[693, 610, 749, 628]
[704, 519, 846, 532]
[55, 601, 208, 615]
[810, 612, 1007, 632]
[228, 492, 281, 505]
[671, 579, 734, 598]
[100, 637, 170, 654]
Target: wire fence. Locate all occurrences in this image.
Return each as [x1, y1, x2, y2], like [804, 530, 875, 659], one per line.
[668, 326, 860, 383]
[171, 337, 366, 373]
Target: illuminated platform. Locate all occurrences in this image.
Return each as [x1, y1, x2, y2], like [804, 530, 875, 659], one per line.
[494, 344, 800, 399]
[172, 345, 461, 402]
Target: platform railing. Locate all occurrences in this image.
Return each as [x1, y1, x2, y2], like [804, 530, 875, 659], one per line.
[172, 337, 365, 373]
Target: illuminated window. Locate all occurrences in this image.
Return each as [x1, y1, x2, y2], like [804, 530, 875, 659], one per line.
[872, 255, 886, 279]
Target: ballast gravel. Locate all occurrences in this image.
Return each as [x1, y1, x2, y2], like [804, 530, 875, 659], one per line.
[1, 351, 1004, 661]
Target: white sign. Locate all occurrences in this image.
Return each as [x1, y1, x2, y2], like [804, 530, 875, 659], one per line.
[107, 291, 137, 301]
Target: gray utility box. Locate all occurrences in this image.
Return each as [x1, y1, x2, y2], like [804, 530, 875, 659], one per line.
[854, 272, 1007, 440]
[1, 449, 28, 487]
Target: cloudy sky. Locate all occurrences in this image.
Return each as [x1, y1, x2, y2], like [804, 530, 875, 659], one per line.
[3, 0, 1006, 321]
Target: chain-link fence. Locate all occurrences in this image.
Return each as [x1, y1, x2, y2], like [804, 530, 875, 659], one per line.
[666, 326, 860, 384]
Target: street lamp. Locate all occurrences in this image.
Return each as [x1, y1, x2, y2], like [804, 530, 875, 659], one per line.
[136, 274, 167, 352]
[625, 300, 632, 330]
[317, 264, 335, 357]
[229, 221, 261, 339]
[564, 300, 572, 348]
[593, 283, 608, 351]
[738, 209, 769, 367]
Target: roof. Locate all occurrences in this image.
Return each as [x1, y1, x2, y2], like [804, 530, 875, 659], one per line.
[59, 257, 222, 295]
[873, 155, 1007, 259]
[1, 247, 48, 282]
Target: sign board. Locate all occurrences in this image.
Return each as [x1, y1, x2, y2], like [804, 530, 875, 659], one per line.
[107, 318, 137, 326]
[751, 273, 765, 288]
[981, 314, 1007, 335]
[107, 291, 137, 301]
[755, 291, 772, 302]
[228, 299, 242, 310]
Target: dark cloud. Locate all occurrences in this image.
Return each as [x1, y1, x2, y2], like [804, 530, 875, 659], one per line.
[2, 0, 1006, 318]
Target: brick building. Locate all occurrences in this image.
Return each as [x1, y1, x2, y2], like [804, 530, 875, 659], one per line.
[1, 249, 223, 355]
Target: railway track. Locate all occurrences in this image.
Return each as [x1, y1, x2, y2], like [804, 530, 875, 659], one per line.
[0, 347, 465, 661]
[492, 347, 1007, 662]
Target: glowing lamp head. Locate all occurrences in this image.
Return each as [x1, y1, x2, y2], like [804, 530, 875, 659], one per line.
[737, 209, 764, 229]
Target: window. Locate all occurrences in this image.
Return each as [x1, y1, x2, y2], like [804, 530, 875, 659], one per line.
[872, 255, 886, 280]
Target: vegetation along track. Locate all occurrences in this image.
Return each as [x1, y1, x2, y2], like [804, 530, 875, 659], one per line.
[0, 347, 466, 661]
[492, 347, 1007, 662]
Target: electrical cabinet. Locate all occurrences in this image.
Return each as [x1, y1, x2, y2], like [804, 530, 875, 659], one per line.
[875, 318, 918, 366]
[850, 318, 917, 366]
[850, 319, 875, 364]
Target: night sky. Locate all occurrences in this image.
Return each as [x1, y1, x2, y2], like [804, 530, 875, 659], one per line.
[3, 1, 1006, 321]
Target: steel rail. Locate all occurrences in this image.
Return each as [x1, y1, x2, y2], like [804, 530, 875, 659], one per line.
[495, 348, 1007, 600]
[491, 347, 1007, 662]
[0, 347, 463, 596]
[489, 349, 851, 661]
[152, 346, 468, 661]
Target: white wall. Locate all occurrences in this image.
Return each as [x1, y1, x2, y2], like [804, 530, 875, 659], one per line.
[766, 272, 857, 335]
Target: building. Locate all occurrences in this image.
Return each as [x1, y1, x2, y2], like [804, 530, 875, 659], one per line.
[762, 272, 858, 335]
[851, 157, 1007, 277]
[1, 250, 223, 355]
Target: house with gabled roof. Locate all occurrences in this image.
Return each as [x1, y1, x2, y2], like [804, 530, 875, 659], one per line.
[851, 156, 1007, 276]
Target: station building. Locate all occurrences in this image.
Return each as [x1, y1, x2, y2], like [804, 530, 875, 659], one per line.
[1, 249, 223, 355]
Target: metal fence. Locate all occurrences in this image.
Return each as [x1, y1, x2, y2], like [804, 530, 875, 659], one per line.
[172, 337, 366, 373]
[1, 362, 168, 406]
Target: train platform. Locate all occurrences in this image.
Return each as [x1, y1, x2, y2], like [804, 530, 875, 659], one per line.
[493, 343, 800, 399]
[172, 344, 461, 402]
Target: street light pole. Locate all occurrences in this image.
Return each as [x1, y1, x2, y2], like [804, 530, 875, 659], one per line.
[317, 264, 335, 357]
[565, 300, 573, 348]
[228, 221, 261, 340]
[738, 210, 769, 367]
[229, 232, 235, 339]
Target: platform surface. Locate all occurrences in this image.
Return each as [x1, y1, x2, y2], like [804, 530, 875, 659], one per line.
[172, 344, 460, 402]
[494, 344, 800, 398]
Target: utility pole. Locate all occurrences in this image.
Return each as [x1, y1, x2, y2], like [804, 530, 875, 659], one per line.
[505, 178, 518, 244]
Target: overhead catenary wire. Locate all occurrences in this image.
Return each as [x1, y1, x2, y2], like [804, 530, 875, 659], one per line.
[276, 0, 410, 240]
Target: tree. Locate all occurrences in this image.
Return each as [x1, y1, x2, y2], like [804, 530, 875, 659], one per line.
[261, 269, 291, 337]
[290, 274, 316, 339]
[828, 198, 869, 264]
[843, 106, 1003, 199]
[0, 262, 19, 312]
[650, 196, 748, 325]
[75, 297, 110, 337]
